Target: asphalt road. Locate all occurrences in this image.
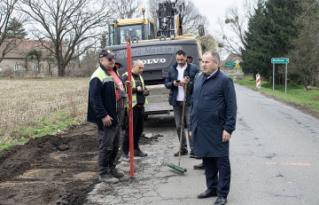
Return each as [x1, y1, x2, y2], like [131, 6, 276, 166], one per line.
[85, 85, 319, 205]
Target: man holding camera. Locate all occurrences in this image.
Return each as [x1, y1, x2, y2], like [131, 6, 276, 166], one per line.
[165, 50, 198, 157]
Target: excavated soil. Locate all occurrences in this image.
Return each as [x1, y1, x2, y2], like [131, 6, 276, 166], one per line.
[0, 119, 168, 205]
[0, 124, 99, 205]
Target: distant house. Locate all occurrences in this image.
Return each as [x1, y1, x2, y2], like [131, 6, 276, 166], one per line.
[0, 39, 57, 77]
[222, 53, 242, 70]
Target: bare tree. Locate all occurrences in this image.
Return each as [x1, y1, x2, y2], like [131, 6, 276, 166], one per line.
[108, 0, 142, 19]
[25, 49, 42, 73]
[79, 48, 98, 76]
[177, 0, 208, 35]
[21, 0, 112, 76]
[197, 34, 218, 52]
[0, 0, 19, 63]
[147, 0, 158, 31]
[217, 8, 247, 56]
[219, 0, 259, 56]
[100, 32, 107, 49]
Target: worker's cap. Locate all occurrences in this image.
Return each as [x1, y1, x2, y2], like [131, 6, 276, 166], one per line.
[99, 49, 115, 59]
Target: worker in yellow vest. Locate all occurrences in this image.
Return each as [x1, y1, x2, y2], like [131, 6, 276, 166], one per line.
[122, 59, 149, 157]
[87, 49, 126, 184]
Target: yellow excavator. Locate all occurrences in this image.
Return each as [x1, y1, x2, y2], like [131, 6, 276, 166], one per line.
[107, 0, 202, 115]
[107, 1, 201, 82]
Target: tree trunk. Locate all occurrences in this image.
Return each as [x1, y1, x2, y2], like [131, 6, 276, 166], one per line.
[56, 54, 65, 77]
[25, 58, 28, 72]
[58, 64, 65, 77]
[48, 62, 52, 76]
[37, 59, 41, 74]
[303, 76, 309, 91]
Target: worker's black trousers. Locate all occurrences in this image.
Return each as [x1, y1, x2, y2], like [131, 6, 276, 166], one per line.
[97, 124, 120, 176]
[203, 157, 231, 198]
[123, 105, 144, 154]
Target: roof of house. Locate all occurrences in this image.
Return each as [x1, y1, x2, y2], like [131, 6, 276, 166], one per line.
[0, 39, 51, 59]
[224, 53, 242, 63]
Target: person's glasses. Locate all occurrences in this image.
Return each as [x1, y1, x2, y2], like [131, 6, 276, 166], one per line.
[108, 57, 115, 61]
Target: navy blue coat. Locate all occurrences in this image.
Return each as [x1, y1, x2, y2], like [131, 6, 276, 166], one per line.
[190, 70, 237, 157]
[87, 66, 119, 130]
[164, 63, 199, 106]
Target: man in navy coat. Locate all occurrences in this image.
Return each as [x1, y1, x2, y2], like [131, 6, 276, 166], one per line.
[191, 51, 237, 205]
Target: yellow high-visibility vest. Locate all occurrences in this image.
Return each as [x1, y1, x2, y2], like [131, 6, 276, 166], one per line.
[90, 66, 114, 83]
[122, 72, 148, 107]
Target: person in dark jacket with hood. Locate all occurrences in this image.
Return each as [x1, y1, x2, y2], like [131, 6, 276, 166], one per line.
[165, 50, 199, 157]
[87, 49, 126, 184]
[191, 51, 237, 205]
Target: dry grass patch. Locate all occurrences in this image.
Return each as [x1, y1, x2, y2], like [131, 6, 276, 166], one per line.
[0, 78, 89, 149]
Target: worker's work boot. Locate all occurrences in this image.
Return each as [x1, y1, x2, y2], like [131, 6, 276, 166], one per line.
[110, 167, 124, 178]
[174, 149, 188, 157]
[134, 149, 148, 157]
[193, 162, 205, 170]
[98, 174, 119, 184]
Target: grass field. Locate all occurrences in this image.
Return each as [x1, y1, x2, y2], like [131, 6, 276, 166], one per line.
[236, 75, 319, 115]
[0, 78, 89, 150]
[1, 76, 318, 151]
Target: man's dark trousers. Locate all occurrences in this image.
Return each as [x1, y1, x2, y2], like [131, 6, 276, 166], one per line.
[123, 105, 144, 153]
[98, 124, 121, 176]
[133, 105, 144, 150]
[173, 101, 190, 151]
[203, 157, 231, 198]
[114, 104, 125, 164]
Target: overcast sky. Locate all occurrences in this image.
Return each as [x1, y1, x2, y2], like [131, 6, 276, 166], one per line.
[191, 0, 246, 39]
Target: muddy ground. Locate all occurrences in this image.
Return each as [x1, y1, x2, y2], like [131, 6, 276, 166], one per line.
[0, 124, 99, 205]
[0, 117, 168, 205]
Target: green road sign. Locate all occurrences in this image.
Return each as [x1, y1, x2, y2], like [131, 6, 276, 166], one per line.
[271, 57, 289, 94]
[271, 58, 289, 64]
[224, 61, 236, 69]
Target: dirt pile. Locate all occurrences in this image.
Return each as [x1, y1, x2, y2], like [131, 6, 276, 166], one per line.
[0, 124, 98, 205]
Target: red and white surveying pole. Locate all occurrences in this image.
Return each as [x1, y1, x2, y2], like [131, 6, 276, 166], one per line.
[126, 40, 135, 177]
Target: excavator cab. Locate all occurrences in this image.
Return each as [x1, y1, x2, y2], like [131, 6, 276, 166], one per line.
[106, 1, 201, 83]
[108, 1, 184, 46]
[106, 1, 202, 116]
[108, 18, 156, 45]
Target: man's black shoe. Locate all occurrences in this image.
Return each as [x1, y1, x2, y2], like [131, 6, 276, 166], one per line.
[98, 174, 119, 184]
[197, 189, 217, 199]
[193, 163, 204, 170]
[214, 196, 227, 205]
[189, 152, 201, 159]
[174, 149, 188, 157]
[110, 167, 124, 178]
[134, 149, 148, 157]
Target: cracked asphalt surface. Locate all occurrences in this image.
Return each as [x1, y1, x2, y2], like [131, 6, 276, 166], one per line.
[86, 115, 210, 205]
[85, 85, 319, 205]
